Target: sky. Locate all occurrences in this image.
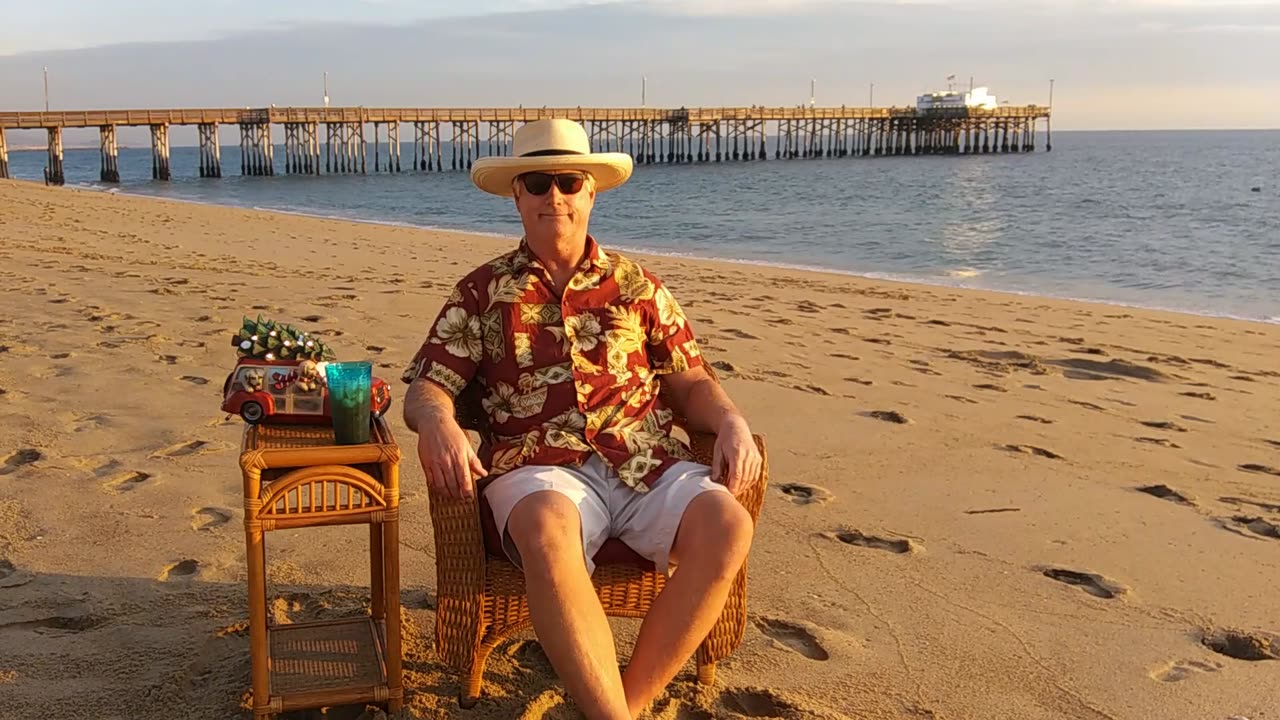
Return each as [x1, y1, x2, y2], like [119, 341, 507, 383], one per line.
[1, 0, 1278, 141]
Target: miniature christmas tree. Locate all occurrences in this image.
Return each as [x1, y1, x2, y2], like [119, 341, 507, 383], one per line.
[230, 316, 336, 362]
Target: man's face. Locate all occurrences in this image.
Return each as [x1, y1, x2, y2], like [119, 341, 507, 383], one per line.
[513, 170, 596, 242]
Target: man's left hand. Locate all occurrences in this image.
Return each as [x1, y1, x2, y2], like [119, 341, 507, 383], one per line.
[711, 414, 762, 496]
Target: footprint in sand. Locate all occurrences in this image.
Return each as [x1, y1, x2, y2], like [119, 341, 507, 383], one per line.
[834, 530, 915, 554]
[1180, 391, 1217, 401]
[179, 376, 210, 385]
[1238, 464, 1280, 477]
[778, 483, 833, 505]
[192, 507, 232, 531]
[829, 352, 860, 361]
[151, 440, 216, 458]
[1016, 415, 1055, 424]
[720, 688, 802, 718]
[973, 383, 1007, 393]
[844, 377, 874, 386]
[1201, 628, 1280, 661]
[0, 559, 34, 588]
[1042, 568, 1125, 599]
[365, 345, 385, 354]
[1000, 444, 1064, 460]
[1140, 420, 1188, 432]
[1068, 400, 1107, 412]
[1136, 437, 1182, 449]
[0, 449, 42, 476]
[102, 471, 152, 493]
[1, 610, 107, 636]
[792, 384, 832, 396]
[48, 352, 72, 360]
[1151, 659, 1223, 682]
[945, 394, 979, 404]
[1220, 496, 1280, 513]
[752, 617, 829, 660]
[503, 639, 553, 672]
[725, 328, 761, 340]
[160, 559, 201, 581]
[1228, 516, 1280, 540]
[865, 410, 912, 424]
[1136, 485, 1194, 506]
[71, 413, 111, 432]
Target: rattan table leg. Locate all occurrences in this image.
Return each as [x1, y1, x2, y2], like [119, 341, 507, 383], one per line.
[246, 524, 272, 718]
[369, 522, 385, 623]
[383, 517, 404, 712]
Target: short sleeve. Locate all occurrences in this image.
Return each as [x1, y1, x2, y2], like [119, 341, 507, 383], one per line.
[644, 272, 703, 375]
[400, 279, 485, 397]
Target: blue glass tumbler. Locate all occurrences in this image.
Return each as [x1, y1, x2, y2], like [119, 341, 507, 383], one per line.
[325, 361, 372, 445]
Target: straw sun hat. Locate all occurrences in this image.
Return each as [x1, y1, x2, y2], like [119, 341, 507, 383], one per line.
[470, 118, 634, 197]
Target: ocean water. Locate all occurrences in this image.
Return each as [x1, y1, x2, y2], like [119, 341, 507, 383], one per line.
[6, 130, 1279, 322]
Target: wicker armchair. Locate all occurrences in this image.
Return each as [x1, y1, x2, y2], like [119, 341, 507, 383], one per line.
[424, 364, 768, 708]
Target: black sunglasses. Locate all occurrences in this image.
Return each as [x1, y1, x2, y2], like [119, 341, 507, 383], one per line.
[520, 172, 587, 196]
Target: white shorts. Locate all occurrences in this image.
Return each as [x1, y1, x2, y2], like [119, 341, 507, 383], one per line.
[483, 454, 728, 576]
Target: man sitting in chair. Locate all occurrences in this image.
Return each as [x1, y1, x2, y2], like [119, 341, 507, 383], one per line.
[401, 118, 761, 719]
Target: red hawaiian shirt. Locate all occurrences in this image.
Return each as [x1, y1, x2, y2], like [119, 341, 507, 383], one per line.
[402, 236, 704, 491]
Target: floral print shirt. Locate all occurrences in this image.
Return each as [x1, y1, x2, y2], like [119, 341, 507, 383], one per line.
[401, 236, 704, 492]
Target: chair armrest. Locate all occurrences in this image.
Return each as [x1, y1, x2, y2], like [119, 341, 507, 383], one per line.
[425, 481, 487, 669]
[688, 431, 769, 523]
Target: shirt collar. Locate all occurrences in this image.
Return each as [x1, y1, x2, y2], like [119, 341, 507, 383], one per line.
[516, 235, 611, 279]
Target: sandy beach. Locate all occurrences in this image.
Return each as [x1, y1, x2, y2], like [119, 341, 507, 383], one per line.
[1, 178, 1277, 720]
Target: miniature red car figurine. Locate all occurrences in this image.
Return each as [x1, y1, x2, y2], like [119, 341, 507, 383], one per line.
[221, 357, 392, 425]
[221, 316, 392, 425]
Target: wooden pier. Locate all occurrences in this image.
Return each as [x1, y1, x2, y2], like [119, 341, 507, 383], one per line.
[0, 105, 1051, 185]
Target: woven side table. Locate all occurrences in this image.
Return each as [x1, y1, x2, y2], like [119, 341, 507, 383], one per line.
[238, 416, 403, 719]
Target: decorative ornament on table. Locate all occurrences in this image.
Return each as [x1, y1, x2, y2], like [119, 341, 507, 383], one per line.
[296, 360, 323, 393]
[221, 315, 391, 426]
[231, 315, 336, 362]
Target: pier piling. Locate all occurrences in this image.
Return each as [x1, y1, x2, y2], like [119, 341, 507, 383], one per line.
[150, 124, 171, 180]
[99, 125, 119, 182]
[198, 123, 221, 177]
[0, 128, 8, 179]
[45, 127, 65, 185]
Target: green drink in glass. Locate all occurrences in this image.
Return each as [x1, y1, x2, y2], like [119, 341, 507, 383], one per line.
[325, 361, 372, 445]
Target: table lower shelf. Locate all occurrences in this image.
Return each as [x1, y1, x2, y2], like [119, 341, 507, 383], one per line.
[266, 616, 390, 711]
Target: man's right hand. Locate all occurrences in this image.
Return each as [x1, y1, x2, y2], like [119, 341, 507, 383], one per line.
[416, 414, 488, 500]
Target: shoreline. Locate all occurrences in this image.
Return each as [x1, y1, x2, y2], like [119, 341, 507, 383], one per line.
[14, 177, 1278, 327]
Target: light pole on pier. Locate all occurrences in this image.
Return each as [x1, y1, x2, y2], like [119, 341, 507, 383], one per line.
[43, 67, 49, 112]
[1047, 78, 1055, 152]
[869, 82, 874, 107]
[323, 71, 330, 108]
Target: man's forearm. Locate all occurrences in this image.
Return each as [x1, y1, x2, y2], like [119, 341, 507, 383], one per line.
[403, 378, 456, 433]
[681, 376, 743, 434]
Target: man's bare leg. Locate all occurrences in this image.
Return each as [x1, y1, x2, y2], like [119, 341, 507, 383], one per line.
[507, 491, 631, 720]
[622, 492, 754, 717]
